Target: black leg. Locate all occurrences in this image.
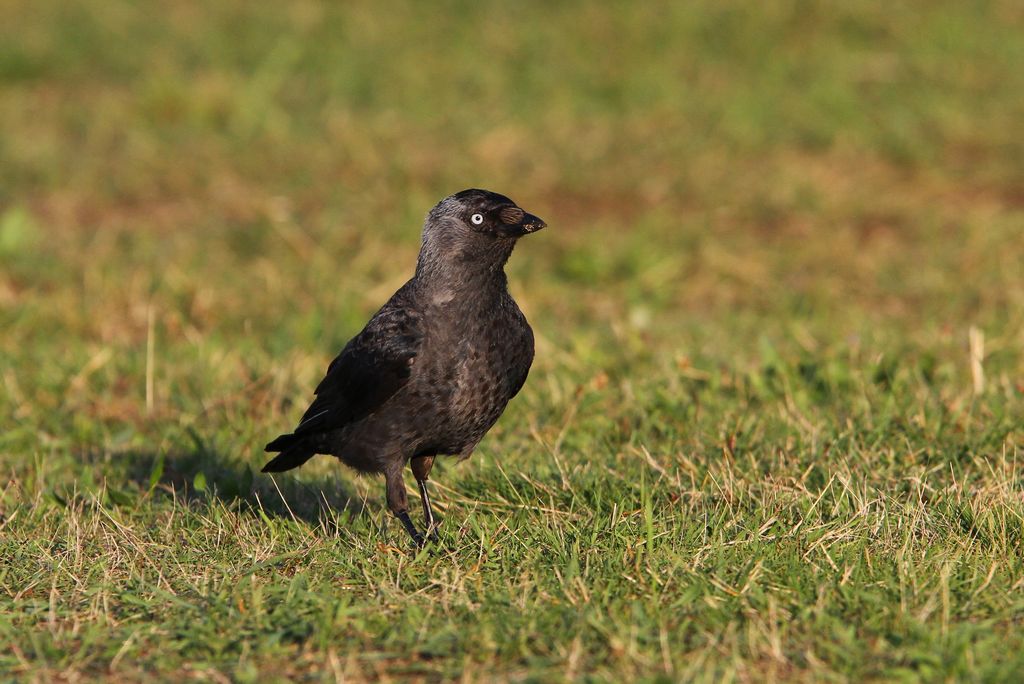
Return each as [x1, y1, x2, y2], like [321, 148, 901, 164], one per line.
[411, 455, 439, 540]
[417, 478, 437, 539]
[397, 509, 425, 547]
[385, 467, 425, 547]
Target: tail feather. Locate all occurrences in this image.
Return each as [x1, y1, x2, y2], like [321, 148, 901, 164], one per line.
[262, 433, 316, 473]
[265, 432, 300, 452]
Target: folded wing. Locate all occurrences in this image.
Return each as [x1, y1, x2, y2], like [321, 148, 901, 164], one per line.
[262, 299, 422, 471]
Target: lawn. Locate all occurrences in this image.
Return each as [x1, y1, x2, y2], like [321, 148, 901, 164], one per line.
[2, 1, 1023, 681]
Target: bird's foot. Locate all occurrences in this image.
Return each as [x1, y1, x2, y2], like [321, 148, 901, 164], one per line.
[396, 510, 426, 548]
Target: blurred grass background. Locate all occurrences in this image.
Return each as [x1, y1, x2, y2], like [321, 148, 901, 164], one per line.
[1, 0, 1023, 681]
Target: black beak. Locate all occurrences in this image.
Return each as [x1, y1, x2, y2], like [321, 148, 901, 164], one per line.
[520, 212, 546, 233]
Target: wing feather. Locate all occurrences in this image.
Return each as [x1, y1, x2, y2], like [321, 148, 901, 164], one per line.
[290, 297, 422, 437]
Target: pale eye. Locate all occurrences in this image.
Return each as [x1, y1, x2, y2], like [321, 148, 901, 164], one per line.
[471, 213, 484, 225]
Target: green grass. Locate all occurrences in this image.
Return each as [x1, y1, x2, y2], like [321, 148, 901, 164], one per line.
[2, 0, 1024, 680]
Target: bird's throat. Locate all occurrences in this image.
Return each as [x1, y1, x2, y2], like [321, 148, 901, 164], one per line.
[414, 236, 515, 292]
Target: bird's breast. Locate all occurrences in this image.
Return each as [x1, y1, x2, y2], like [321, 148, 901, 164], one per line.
[411, 302, 532, 451]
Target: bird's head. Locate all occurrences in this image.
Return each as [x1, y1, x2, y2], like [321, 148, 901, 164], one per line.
[427, 189, 546, 240]
[416, 189, 545, 282]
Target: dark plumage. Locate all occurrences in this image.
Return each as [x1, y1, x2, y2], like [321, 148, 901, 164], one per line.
[263, 189, 545, 545]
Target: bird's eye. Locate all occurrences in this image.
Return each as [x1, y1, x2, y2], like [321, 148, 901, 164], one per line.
[471, 213, 484, 225]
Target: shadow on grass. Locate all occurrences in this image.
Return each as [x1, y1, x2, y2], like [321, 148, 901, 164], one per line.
[114, 439, 368, 529]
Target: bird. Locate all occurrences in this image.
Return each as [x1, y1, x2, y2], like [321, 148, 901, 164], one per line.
[262, 189, 545, 546]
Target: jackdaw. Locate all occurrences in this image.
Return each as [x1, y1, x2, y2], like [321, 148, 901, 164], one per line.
[262, 189, 545, 545]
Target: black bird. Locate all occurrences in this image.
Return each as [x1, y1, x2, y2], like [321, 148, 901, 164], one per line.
[262, 189, 545, 545]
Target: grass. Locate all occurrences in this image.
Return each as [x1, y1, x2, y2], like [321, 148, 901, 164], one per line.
[2, 0, 1024, 680]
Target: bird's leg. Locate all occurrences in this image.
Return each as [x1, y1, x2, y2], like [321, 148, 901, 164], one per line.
[411, 456, 437, 539]
[417, 479, 435, 535]
[385, 467, 424, 547]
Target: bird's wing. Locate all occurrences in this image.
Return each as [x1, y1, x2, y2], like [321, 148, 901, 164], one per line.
[291, 301, 423, 436]
[508, 324, 535, 398]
